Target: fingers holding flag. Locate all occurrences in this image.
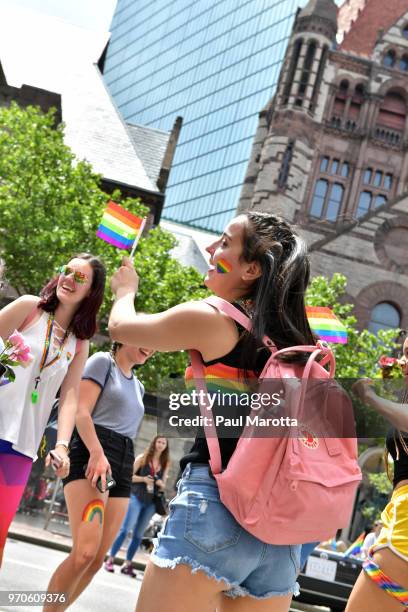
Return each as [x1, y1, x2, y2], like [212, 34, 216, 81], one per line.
[110, 257, 139, 297]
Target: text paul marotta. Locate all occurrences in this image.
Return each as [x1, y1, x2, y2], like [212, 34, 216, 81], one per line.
[167, 390, 298, 428]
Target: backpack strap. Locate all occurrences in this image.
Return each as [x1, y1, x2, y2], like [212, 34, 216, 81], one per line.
[190, 349, 223, 475]
[204, 296, 277, 351]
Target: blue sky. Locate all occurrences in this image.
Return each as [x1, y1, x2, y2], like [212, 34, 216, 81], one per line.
[0, 0, 117, 31]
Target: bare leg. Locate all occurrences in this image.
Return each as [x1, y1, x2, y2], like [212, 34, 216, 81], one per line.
[346, 548, 408, 612]
[135, 562, 228, 612]
[68, 496, 129, 604]
[219, 594, 292, 612]
[43, 481, 108, 612]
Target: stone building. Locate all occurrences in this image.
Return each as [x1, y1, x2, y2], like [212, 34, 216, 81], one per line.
[238, 0, 408, 334]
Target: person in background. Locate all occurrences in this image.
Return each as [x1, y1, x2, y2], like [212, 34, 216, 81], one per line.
[361, 521, 383, 560]
[105, 435, 170, 576]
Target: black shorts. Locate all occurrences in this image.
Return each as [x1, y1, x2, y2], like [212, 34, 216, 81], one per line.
[63, 424, 134, 498]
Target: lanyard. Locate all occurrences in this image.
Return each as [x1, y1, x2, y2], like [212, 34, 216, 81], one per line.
[31, 314, 68, 404]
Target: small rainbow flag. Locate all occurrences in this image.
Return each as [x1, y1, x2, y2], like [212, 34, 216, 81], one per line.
[97, 201, 144, 250]
[306, 306, 348, 344]
[343, 532, 365, 557]
[217, 258, 232, 274]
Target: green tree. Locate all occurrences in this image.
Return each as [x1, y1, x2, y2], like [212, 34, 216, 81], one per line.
[0, 103, 207, 389]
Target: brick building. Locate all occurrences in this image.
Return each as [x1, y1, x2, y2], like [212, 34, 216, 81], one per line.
[239, 0, 408, 334]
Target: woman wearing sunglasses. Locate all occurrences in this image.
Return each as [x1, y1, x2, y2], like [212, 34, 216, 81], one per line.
[0, 253, 106, 567]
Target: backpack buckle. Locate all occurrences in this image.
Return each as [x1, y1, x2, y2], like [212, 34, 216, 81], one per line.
[316, 340, 330, 351]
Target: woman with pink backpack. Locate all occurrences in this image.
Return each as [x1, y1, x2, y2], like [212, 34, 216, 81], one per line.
[109, 212, 360, 612]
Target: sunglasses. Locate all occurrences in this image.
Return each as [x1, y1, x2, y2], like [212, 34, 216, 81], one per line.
[59, 265, 89, 285]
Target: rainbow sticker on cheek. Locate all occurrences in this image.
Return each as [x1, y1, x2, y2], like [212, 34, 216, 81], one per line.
[216, 259, 232, 274]
[82, 499, 104, 526]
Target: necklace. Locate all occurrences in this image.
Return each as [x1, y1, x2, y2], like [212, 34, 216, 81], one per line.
[31, 313, 69, 404]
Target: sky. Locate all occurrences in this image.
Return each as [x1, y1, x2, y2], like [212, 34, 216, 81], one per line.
[0, 0, 117, 31]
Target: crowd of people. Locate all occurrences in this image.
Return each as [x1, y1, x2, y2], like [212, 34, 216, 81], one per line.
[0, 211, 407, 612]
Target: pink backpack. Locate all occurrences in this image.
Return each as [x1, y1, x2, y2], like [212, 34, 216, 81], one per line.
[190, 296, 362, 545]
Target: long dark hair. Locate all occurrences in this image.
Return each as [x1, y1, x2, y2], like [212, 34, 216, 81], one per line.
[38, 253, 106, 340]
[140, 436, 170, 472]
[239, 212, 314, 370]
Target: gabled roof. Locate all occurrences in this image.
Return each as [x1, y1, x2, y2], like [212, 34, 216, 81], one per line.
[339, 0, 408, 57]
[0, 4, 157, 194]
[126, 123, 170, 189]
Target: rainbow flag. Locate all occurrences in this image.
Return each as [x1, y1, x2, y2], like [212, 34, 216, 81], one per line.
[343, 532, 365, 557]
[306, 306, 348, 344]
[97, 201, 144, 250]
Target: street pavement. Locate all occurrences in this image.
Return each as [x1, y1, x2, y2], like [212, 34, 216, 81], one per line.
[0, 540, 329, 612]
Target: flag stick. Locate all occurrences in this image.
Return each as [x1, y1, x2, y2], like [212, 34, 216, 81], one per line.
[129, 217, 147, 260]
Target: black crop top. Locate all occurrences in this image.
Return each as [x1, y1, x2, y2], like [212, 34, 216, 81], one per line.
[386, 429, 408, 487]
[180, 317, 269, 472]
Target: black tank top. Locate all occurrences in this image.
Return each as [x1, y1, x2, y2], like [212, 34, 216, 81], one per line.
[180, 318, 269, 471]
[132, 462, 163, 502]
[386, 429, 408, 487]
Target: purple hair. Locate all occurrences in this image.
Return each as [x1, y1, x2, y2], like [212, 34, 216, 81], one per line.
[38, 253, 106, 340]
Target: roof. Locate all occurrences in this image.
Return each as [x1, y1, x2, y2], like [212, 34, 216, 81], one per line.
[298, 0, 338, 24]
[160, 220, 216, 274]
[339, 0, 408, 56]
[126, 123, 170, 189]
[0, 4, 156, 193]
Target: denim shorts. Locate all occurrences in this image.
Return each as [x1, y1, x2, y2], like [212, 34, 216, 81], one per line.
[63, 425, 134, 498]
[151, 463, 301, 599]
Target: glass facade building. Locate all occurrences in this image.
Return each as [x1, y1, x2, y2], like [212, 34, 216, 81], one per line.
[104, 0, 304, 233]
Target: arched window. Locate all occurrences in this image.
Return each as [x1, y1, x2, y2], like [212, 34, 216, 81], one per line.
[310, 179, 328, 217]
[383, 50, 396, 67]
[349, 84, 365, 122]
[332, 80, 349, 119]
[282, 38, 303, 105]
[377, 91, 406, 131]
[368, 302, 400, 335]
[296, 41, 317, 105]
[326, 183, 344, 221]
[310, 45, 328, 112]
[400, 55, 408, 71]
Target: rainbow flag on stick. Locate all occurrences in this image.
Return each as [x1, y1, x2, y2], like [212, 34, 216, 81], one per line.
[97, 201, 145, 251]
[343, 532, 365, 557]
[306, 306, 348, 344]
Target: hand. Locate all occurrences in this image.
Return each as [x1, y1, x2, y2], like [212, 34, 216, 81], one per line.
[155, 479, 165, 490]
[352, 378, 375, 402]
[46, 447, 70, 479]
[110, 257, 139, 297]
[85, 450, 111, 491]
[144, 476, 154, 485]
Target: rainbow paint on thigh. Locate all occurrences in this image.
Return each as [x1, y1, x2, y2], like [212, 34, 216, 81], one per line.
[0, 440, 33, 566]
[82, 499, 104, 526]
[363, 551, 408, 607]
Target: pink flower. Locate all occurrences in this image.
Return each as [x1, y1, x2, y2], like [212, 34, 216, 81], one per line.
[18, 352, 34, 368]
[378, 356, 397, 368]
[8, 330, 25, 350]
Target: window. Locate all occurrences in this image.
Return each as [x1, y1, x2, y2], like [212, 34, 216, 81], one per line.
[341, 162, 350, 177]
[277, 140, 294, 188]
[384, 173, 393, 190]
[364, 168, 373, 184]
[282, 38, 303, 105]
[403, 25, 408, 39]
[330, 159, 340, 174]
[310, 45, 328, 112]
[373, 170, 383, 187]
[400, 55, 408, 71]
[310, 179, 328, 218]
[296, 41, 317, 105]
[357, 191, 372, 217]
[383, 50, 396, 67]
[368, 302, 400, 335]
[320, 156, 329, 172]
[326, 184, 344, 221]
[332, 80, 348, 119]
[375, 194, 387, 208]
[377, 91, 406, 131]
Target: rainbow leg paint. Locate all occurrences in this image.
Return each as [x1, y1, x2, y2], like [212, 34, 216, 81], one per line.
[363, 550, 408, 607]
[82, 499, 104, 527]
[0, 440, 33, 566]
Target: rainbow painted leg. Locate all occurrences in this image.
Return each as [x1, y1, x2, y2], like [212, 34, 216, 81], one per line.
[0, 440, 33, 567]
[363, 551, 408, 607]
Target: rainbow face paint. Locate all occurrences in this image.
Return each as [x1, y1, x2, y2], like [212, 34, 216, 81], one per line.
[82, 499, 104, 526]
[60, 265, 89, 285]
[216, 258, 232, 274]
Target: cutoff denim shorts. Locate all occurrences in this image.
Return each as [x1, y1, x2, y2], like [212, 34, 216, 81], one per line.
[151, 463, 301, 599]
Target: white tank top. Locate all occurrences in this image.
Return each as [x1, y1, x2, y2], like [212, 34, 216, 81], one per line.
[0, 311, 77, 459]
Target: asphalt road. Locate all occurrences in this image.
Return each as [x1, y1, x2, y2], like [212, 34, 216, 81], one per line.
[0, 539, 329, 612]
